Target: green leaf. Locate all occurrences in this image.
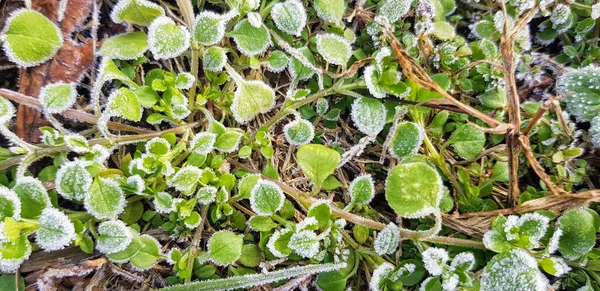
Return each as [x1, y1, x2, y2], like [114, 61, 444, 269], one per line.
[0, 187, 20, 221]
[55, 160, 93, 202]
[154, 191, 175, 213]
[40, 83, 77, 114]
[316, 33, 352, 66]
[250, 180, 284, 216]
[283, 118, 315, 145]
[289, 230, 320, 258]
[348, 174, 374, 207]
[229, 19, 271, 57]
[99, 32, 148, 60]
[13, 177, 50, 218]
[389, 122, 424, 158]
[147, 16, 190, 59]
[0, 9, 62, 67]
[0, 274, 25, 291]
[110, 0, 165, 26]
[236, 174, 260, 200]
[193, 10, 233, 46]
[430, 22, 456, 40]
[214, 131, 243, 152]
[226, 67, 276, 124]
[447, 124, 486, 160]
[168, 166, 202, 194]
[314, 0, 346, 24]
[130, 235, 162, 270]
[271, 0, 307, 36]
[307, 201, 331, 228]
[297, 144, 341, 188]
[203, 46, 227, 72]
[209, 231, 243, 265]
[84, 177, 126, 220]
[238, 244, 261, 267]
[558, 66, 600, 121]
[267, 50, 289, 72]
[290, 47, 316, 81]
[481, 249, 547, 291]
[97, 58, 137, 87]
[0, 235, 32, 273]
[248, 215, 278, 232]
[97, 220, 133, 254]
[191, 132, 217, 155]
[378, 0, 411, 23]
[374, 223, 400, 255]
[556, 208, 598, 260]
[385, 162, 443, 218]
[0, 97, 15, 124]
[196, 186, 217, 205]
[36, 208, 76, 251]
[108, 87, 142, 121]
[351, 97, 387, 136]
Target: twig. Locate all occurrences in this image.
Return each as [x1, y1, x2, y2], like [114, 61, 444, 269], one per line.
[518, 135, 563, 196]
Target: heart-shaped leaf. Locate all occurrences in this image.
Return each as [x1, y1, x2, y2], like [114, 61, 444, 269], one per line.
[0, 9, 62, 67]
[214, 130, 243, 152]
[385, 162, 443, 218]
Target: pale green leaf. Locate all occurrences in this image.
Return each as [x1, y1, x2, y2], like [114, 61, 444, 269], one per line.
[84, 177, 126, 220]
[314, 0, 346, 24]
[203, 46, 227, 72]
[110, 0, 165, 26]
[108, 87, 142, 122]
[448, 124, 486, 160]
[209, 231, 243, 265]
[316, 33, 352, 66]
[40, 83, 77, 114]
[250, 180, 284, 216]
[296, 144, 340, 188]
[481, 249, 547, 291]
[271, 0, 307, 36]
[227, 67, 276, 124]
[351, 97, 386, 136]
[148, 16, 190, 60]
[99, 32, 148, 60]
[12, 177, 50, 218]
[385, 162, 443, 218]
[228, 19, 271, 56]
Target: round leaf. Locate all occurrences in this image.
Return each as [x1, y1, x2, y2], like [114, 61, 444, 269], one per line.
[250, 180, 284, 216]
[108, 87, 142, 122]
[385, 162, 443, 218]
[55, 160, 92, 202]
[84, 178, 126, 220]
[229, 19, 271, 57]
[480, 249, 548, 291]
[314, 0, 346, 24]
[97, 220, 134, 254]
[36, 208, 76, 251]
[110, 0, 165, 26]
[348, 174, 375, 207]
[271, 0, 307, 36]
[351, 97, 386, 136]
[389, 122, 423, 158]
[283, 118, 315, 145]
[448, 124, 486, 160]
[556, 209, 598, 260]
[316, 33, 352, 66]
[209, 231, 243, 265]
[148, 16, 190, 59]
[40, 83, 77, 114]
[12, 177, 50, 218]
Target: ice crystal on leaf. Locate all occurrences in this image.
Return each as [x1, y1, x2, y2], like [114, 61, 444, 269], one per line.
[481, 249, 548, 291]
[193, 10, 237, 46]
[126, 175, 145, 194]
[190, 132, 217, 154]
[85, 177, 126, 220]
[591, 116, 600, 148]
[196, 186, 218, 205]
[55, 160, 92, 202]
[168, 166, 202, 194]
[154, 192, 176, 213]
[348, 174, 375, 207]
[0, 186, 20, 221]
[271, 0, 307, 36]
[129, 234, 163, 270]
[96, 220, 133, 254]
[64, 134, 91, 154]
[351, 97, 387, 136]
[203, 46, 228, 72]
[385, 162, 443, 218]
[145, 137, 170, 156]
[226, 66, 276, 124]
[555, 208, 598, 260]
[0, 235, 31, 273]
[593, 3, 600, 20]
[107, 87, 142, 122]
[13, 177, 50, 219]
[250, 180, 284, 216]
[0, 9, 63, 68]
[314, 0, 346, 24]
[40, 82, 77, 114]
[209, 231, 243, 266]
[450, 252, 475, 272]
[247, 12, 262, 28]
[267, 228, 293, 258]
[316, 33, 352, 66]
[388, 122, 424, 159]
[229, 19, 272, 57]
[36, 208, 76, 251]
[378, 0, 411, 24]
[283, 117, 315, 145]
[558, 65, 600, 122]
[175, 72, 195, 90]
[110, 0, 164, 26]
[370, 262, 395, 291]
[214, 130, 243, 153]
[374, 223, 400, 255]
[148, 16, 191, 60]
[98, 32, 148, 60]
[266, 50, 289, 72]
[0, 97, 15, 125]
[289, 230, 320, 258]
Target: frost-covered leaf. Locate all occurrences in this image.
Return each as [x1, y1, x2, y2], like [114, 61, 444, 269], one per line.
[480, 249, 548, 291]
[248, 215, 278, 232]
[556, 209, 598, 260]
[106, 235, 142, 263]
[247, 12, 262, 27]
[0, 235, 31, 273]
[370, 262, 395, 291]
[297, 144, 340, 188]
[385, 162, 443, 218]
[307, 200, 331, 228]
[110, 0, 165, 26]
[84, 178, 126, 220]
[99, 32, 148, 60]
[378, 0, 411, 23]
[348, 174, 374, 207]
[227, 67, 276, 124]
[422, 247, 448, 276]
[267, 50, 289, 72]
[13, 177, 50, 219]
[0, 187, 20, 221]
[591, 116, 600, 149]
[364, 65, 388, 99]
[283, 118, 315, 145]
[389, 122, 423, 158]
[228, 19, 271, 57]
[0, 9, 62, 68]
[316, 33, 352, 66]
[290, 47, 316, 81]
[64, 134, 91, 153]
[271, 0, 307, 36]
[97, 58, 137, 87]
[214, 130, 243, 153]
[193, 11, 233, 46]
[237, 174, 261, 200]
[148, 16, 190, 60]
[145, 137, 170, 156]
[40, 83, 77, 114]
[0, 97, 15, 124]
[56, 160, 92, 202]
[450, 252, 475, 272]
[209, 231, 243, 265]
[250, 180, 284, 216]
[351, 97, 386, 136]
[374, 223, 400, 255]
[538, 257, 571, 277]
[289, 230, 320, 258]
[130, 235, 162, 270]
[196, 186, 217, 205]
[558, 66, 600, 122]
[203, 46, 227, 72]
[447, 124, 486, 160]
[314, 0, 346, 24]
[175, 72, 195, 90]
[154, 192, 175, 213]
[190, 132, 217, 155]
[36, 208, 76, 251]
[97, 220, 133, 254]
[168, 166, 202, 194]
[108, 87, 142, 122]
[430, 22, 456, 40]
[184, 211, 202, 228]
